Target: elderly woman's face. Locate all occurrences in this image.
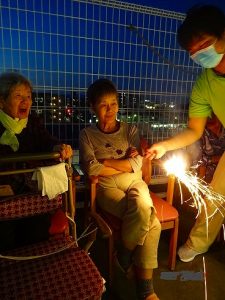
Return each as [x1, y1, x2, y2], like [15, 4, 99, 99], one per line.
[93, 93, 119, 124]
[0, 84, 32, 119]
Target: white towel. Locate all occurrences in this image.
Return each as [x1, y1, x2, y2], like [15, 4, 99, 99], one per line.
[32, 163, 68, 200]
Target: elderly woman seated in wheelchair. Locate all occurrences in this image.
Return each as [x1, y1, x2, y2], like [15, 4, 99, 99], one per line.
[0, 71, 73, 251]
[79, 78, 161, 300]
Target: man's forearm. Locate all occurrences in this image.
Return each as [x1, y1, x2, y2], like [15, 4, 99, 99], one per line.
[162, 127, 202, 151]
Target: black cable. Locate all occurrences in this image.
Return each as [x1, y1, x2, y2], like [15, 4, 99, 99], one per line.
[127, 24, 199, 76]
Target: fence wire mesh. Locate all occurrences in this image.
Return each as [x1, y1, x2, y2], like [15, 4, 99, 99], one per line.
[0, 0, 202, 149]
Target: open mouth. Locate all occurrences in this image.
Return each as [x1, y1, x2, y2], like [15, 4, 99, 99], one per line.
[19, 108, 28, 114]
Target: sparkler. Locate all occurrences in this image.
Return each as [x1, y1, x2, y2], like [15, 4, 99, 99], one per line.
[163, 155, 225, 233]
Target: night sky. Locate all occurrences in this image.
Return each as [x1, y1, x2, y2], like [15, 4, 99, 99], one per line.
[124, 0, 225, 13]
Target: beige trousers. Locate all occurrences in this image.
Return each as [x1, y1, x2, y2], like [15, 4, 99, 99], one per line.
[187, 151, 225, 252]
[97, 171, 161, 269]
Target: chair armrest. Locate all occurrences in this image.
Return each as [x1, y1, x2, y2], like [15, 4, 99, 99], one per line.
[89, 176, 99, 184]
[142, 157, 152, 185]
[166, 174, 176, 205]
[72, 173, 81, 182]
[90, 211, 113, 238]
[88, 176, 99, 212]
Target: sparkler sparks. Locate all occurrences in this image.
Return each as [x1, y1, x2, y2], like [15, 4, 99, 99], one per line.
[163, 155, 225, 227]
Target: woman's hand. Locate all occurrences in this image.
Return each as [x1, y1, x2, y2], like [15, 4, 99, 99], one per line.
[126, 147, 139, 158]
[53, 144, 73, 160]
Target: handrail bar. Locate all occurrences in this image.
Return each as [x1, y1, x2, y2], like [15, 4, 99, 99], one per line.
[0, 152, 60, 165]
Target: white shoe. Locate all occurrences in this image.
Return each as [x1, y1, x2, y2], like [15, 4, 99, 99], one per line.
[178, 244, 205, 262]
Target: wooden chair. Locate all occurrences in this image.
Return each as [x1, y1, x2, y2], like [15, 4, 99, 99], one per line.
[0, 152, 104, 299]
[88, 154, 179, 284]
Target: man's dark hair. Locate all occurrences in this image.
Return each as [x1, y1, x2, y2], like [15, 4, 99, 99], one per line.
[0, 72, 32, 101]
[177, 5, 225, 50]
[87, 78, 118, 107]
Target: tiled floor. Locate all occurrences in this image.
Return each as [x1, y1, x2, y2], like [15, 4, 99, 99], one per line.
[88, 231, 225, 300]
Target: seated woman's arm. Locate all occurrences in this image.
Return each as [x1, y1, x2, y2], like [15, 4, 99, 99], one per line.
[100, 147, 140, 173]
[100, 159, 132, 174]
[79, 127, 142, 177]
[98, 164, 123, 176]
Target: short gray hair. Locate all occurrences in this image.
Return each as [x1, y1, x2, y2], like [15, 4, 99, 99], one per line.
[0, 72, 32, 101]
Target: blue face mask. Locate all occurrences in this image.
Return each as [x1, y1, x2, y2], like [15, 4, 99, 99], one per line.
[191, 42, 224, 68]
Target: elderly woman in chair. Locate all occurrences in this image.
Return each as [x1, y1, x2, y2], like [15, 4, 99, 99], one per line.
[79, 78, 160, 300]
[0, 72, 72, 160]
[0, 72, 73, 249]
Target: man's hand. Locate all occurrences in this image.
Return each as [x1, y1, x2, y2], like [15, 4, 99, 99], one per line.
[145, 142, 167, 160]
[126, 147, 139, 158]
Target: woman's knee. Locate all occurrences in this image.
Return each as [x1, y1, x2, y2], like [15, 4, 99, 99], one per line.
[130, 197, 152, 219]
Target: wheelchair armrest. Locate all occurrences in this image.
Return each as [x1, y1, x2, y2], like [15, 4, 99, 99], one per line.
[0, 152, 61, 165]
